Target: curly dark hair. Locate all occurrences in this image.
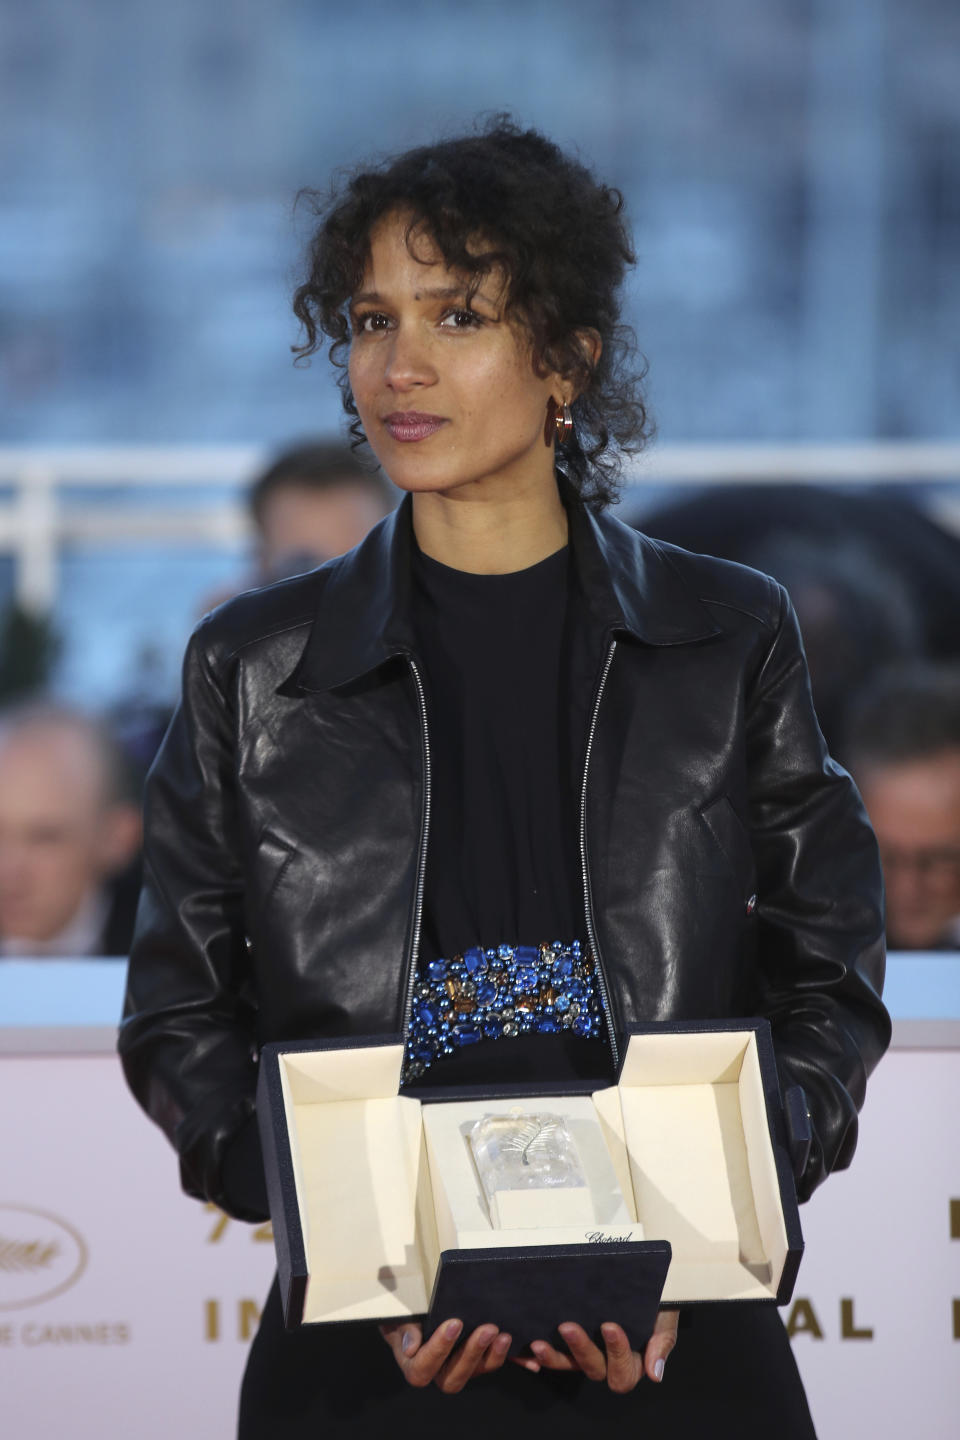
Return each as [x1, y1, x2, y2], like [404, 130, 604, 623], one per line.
[292, 117, 652, 509]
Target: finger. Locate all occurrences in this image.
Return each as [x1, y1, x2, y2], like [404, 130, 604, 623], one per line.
[433, 1323, 500, 1394]
[529, 1338, 580, 1372]
[473, 1331, 512, 1376]
[601, 1322, 644, 1393]
[510, 1355, 541, 1373]
[556, 1322, 608, 1382]
[643, 1308, 679, 1383]
[401, 1318, 464, 1388]
[379, 1321, 422, 1367]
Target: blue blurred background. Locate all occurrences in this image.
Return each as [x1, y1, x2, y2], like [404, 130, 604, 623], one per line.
[1, 0, 957, 711]
[3, 0, 958, 449]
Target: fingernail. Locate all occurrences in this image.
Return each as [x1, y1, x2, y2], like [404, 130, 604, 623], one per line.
[444, 1319, 463, 1341]
[654, 1357, 665, 1382]
[496, 1333, 511, 1351]
[601, 1323, 618, 1341]
[558, 1322, 577, 1337]
[477, 1325, 497, 1345]
[530, 1341, 547, 1357]
[401, 1329, 415, 1354]
[520, 1358, 540, 1372]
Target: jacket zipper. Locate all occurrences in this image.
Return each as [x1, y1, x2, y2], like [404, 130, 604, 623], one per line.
[580, 638, 619, 1068]
[403, 643, 618, 1064]
[402, 657, 432, 1035]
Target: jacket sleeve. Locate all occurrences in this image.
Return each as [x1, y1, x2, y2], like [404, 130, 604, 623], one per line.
[118, 621, 267, 1220]
[746, 581, 890, 1202]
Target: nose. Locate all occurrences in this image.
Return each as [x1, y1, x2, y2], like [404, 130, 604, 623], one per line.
[383, 322, 437, 392]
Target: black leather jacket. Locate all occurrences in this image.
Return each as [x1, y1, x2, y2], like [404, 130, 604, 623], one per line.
[119, 493, 889, 1216]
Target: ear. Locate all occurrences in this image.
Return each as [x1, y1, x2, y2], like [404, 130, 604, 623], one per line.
[558, 328, 602, 405]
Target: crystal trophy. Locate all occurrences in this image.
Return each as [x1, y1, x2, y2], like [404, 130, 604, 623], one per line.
[469, 1111, 589, 1226]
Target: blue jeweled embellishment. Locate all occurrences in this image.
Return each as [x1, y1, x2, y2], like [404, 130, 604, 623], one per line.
[402, 938, 603, 1080]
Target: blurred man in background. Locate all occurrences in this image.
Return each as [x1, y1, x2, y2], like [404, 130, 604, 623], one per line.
[848, 665, 960, 951]
[0, 705, 142, 957]
[248, 440, 395, 584]
[201, 439, 396, 614]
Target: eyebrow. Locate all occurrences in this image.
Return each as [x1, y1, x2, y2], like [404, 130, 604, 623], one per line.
[351, 285, 498, 307]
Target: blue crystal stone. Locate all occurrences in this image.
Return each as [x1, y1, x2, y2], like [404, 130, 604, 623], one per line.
[567, 977, 584, 998]
[572, 1015, 593, 1036]
[514, 945, 539, 965]
[554, 992, 571, 1012]
[571, 941, 582, 956]
[413, 1043, 435, 1063]
[552, 956, 574, 979]
[516, 967, 538, 991]
[497, 944, 514, 961]
[517, 1011, 536, 1031]
[464, 947, 487, 975]
[452, 1024, 482, 1046]
[416, 1002, 437, 1025]
[483, 1018, 503, 1039]
[476, 980, 497, 1005]
[537, 1018, 559, 1033]
[427, 960, 447, 982]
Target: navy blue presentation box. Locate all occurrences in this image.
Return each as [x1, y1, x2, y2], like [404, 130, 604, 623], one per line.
[256, 1020, 803, 1352]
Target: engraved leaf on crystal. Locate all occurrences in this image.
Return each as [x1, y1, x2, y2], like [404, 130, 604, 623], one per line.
[0, 1236, 60, 1271]
[501, 1118, 561, 1167]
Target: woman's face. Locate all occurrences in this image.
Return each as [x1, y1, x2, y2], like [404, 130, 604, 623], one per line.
[347, 211, 567, 500]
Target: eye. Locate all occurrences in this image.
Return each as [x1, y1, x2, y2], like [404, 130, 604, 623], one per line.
[351, 310, 392, 334]
[439, 307, 485, 331]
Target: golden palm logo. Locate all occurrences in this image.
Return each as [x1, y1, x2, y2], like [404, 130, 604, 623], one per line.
[0, 1205, 88, 1310]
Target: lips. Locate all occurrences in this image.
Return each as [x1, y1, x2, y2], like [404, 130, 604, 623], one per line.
[382, 412, 447, 443]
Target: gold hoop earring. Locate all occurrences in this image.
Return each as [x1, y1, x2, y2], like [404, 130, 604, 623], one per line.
[555, 401, 574, 444]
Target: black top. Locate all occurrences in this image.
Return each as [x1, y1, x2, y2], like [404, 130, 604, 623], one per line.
[410, 540, 611, 1088]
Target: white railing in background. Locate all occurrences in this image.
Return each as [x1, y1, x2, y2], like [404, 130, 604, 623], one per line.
[1, 443, 960, 614]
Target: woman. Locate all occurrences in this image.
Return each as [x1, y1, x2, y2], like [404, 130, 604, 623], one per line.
[120, 120, 889, 1436]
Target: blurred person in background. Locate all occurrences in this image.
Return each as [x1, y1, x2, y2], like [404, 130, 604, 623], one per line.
[0, 705, 142, 958]
[202, 440, 397, 615]
[847, 664, 960, 951]
[639, 483, 960, 756]
[249, 439, 396, 584]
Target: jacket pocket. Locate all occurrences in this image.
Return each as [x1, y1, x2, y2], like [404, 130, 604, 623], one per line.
[698, 794, 757, 903]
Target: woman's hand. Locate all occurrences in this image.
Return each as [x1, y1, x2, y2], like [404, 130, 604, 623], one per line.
[380, 1318, 512, 1392]
[522, 1310, 679, 1392]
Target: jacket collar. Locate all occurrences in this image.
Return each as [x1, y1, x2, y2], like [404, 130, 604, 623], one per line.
[286, 485, 720, 694]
